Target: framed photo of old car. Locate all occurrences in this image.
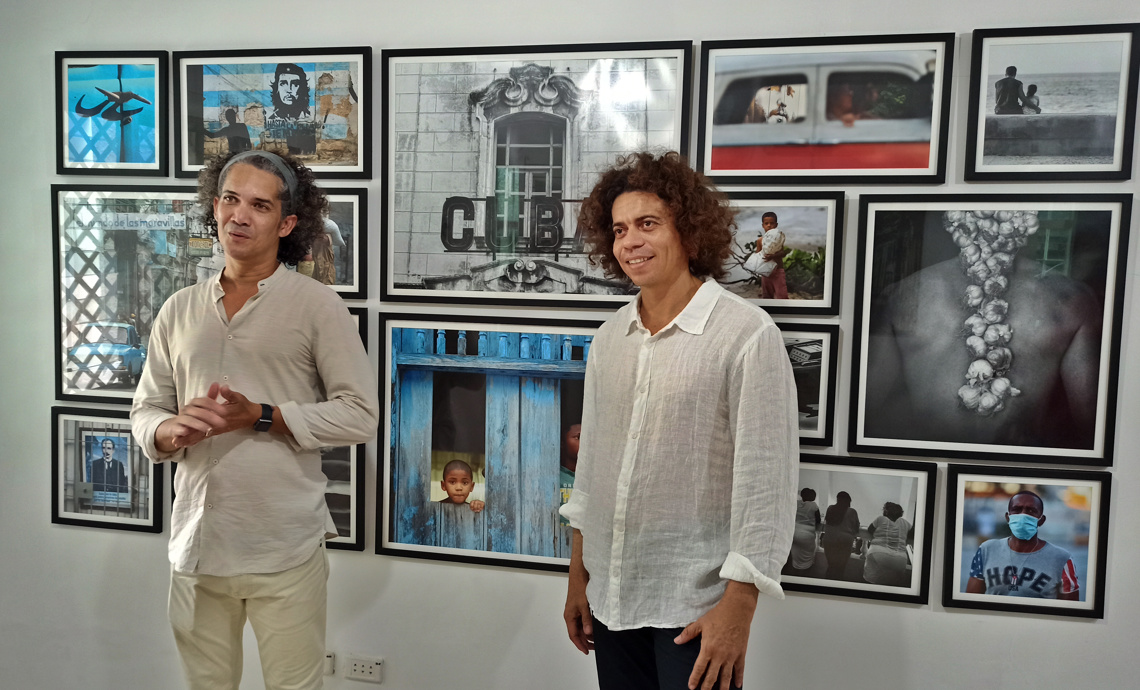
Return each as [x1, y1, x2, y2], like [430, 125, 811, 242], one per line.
[52, 407, 163, 533]
[379, 313, 600, 571]
[965, 23, 1140, 181]
[850, 194, 1130, 465]
[722, 191, 844, 315]
[53, 184, 358, 404]
[174, 47, 371, 178]
[774, 321, 839, 447]
[698, 34, 954, 184]
[381, 41, 692, 307]
[943, 464, 1110, 619]
[781, 455, 937, 604]
[56, 51, 169, 176]
[53, 185, 199, 404]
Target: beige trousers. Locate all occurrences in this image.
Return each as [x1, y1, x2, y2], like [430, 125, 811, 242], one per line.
[169, 544, 328, 690]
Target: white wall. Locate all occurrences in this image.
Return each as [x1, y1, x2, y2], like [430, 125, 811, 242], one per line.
[1, 1, 1136, 688]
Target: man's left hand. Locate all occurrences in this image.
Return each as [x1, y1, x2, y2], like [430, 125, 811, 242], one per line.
[674, 580, 759, 690]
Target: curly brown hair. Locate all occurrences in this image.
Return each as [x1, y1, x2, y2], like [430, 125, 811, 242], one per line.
[196, 151, 328, 266]
[578, 151, 735, 282]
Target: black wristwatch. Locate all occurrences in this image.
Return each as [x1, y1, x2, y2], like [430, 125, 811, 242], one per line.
[253, 403, 274, 432]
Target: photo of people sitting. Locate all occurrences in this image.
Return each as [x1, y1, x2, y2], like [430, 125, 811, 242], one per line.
[783, 468, 919, 587]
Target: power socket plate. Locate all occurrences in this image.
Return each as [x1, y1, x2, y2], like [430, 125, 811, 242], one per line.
[344, 655, 383, 683]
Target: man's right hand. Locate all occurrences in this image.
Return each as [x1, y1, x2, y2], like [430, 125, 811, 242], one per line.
[564, 529, 593, 654]
[154, 382, 260, 452]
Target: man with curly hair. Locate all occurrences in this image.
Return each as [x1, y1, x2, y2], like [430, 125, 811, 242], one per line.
[131, 150, 379, 690]
[560, 152, 798, 690]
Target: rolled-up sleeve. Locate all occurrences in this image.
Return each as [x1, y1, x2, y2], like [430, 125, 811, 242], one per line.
[130, 306, 183, 463]
[719, 323, 799, 599]
[279, 298, 380, 451]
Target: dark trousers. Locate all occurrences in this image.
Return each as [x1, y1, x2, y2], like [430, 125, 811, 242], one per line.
[592, 617, 744, 690]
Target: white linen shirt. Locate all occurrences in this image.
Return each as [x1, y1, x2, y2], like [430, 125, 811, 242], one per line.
[559, 279, 798, 630]
[131, 264, 379, 576]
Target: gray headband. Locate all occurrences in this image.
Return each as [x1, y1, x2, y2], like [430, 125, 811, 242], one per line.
[219, 151, 298, 213]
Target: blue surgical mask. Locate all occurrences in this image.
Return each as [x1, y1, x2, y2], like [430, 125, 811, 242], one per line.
[1008, 513, 1040, 540]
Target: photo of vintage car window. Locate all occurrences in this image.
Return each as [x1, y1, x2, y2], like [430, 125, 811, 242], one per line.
[699, 37, 952, 183]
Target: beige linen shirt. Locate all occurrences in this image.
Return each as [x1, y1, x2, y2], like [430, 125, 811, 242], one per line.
[559, 279, 798, 630]
[131, 264, 379, 576]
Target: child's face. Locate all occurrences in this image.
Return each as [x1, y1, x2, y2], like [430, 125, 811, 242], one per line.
[762, 215, 778, 232]
[441, 469, 474, 503]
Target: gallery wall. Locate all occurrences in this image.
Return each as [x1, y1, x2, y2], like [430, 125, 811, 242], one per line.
[1, 0, 1137, 688]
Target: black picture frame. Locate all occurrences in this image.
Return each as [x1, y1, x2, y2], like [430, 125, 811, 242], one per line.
[723, 191, 844, 315]
[320, 188, 368, 300]
[774, 321, 840, 447]
[53, 185, 199, 404]
[943, 464, 1110, 619]
[964, 23, 1140, 181]
[851, 194, 1130, 465]
[325, 306, 369, 551]
[381, 41, 693, 307]
[52, 406, 164, 533]
[781, 455, 937, 605]
[697, 34, 954, 184]
[56, 50, 169, 176]
[174, 47, 372, 179]
[378, 313, 602, 571]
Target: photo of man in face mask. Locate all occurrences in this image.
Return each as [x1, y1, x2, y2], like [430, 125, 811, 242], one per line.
[966, 490, 1079, 600]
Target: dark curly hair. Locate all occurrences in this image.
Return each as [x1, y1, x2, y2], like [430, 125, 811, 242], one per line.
[578, 151, 735, 282]
[883, 502, 905, 521]
[196, 150, 328, 266]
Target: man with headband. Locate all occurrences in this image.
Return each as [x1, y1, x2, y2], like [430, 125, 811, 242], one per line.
[131, 150, 379, 689]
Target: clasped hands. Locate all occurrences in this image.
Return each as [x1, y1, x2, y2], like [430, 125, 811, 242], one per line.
[155, 382, 261, 452]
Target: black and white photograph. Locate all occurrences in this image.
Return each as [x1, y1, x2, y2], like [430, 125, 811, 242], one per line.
[851, 195, 1130, 464]
[174, 47, 371, 178]
[943, 464, 1109, 618]
[965, 23, 1140, 180]
[382, 42, 692, 306]
[52, 407, 163, 533]
[324, 306, 368, 551]
[698, 34, 954, 184]
[781, 456, 937, 604]
[379, 314, 598, 570]
[722, 192, 843, 315]
[56, 51, 168, 176]
[775, 322, 839, 446]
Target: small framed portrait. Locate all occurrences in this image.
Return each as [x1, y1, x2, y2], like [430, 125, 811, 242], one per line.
[851, 194, 1131, 465]
[318, 189, 368, 299]
[721, 192, 844, 315]
[774, 321, 839, 447]
[781, 456, 937, 604]
[379, 314, 599, 571]
[943, 464, 1110, 618]
[965, 23, 1140, 181]
[56, 51, 168, 176]
[698, 34, 954, 184]
[174, 47, 371, 178]
[52, 407, 163, 533]
[382, 41, 693, 307]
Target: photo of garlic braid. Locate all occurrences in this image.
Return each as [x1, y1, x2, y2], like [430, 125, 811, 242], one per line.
[944, 210, 1039, 416]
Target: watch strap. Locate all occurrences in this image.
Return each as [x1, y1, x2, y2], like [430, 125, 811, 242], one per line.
[253, 403, 274, 432]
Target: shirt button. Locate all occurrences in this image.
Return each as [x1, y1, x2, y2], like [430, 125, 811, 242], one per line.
[212, 459, 219, 465]
[222, 376, 229, 380]
[228, 335, 233, 340]
[630, 432, 639, 439]
[206, 503, 213, 509]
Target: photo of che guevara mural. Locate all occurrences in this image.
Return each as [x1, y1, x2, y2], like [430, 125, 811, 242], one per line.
[383, 44, 692, 304]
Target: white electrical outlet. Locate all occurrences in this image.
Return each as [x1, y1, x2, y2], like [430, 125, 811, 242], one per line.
[344, 655, 384, 683]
